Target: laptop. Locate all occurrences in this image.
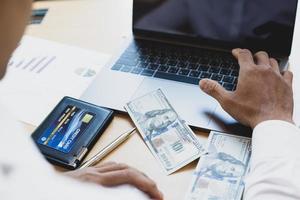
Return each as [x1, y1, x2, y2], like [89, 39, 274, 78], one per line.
[82, 0, 298, 133]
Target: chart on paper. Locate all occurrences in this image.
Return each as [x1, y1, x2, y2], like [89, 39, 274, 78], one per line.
[0, 36, 111, 126]
[8, 56, 56, 74]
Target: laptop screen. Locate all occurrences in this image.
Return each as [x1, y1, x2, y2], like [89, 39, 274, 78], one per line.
[133, 0, 298, 57]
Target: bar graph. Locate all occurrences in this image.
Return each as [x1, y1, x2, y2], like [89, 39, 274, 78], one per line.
[8, 56, 56, 74]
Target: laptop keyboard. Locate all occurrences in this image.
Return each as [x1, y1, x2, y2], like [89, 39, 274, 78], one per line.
[111, 40, 239, 91]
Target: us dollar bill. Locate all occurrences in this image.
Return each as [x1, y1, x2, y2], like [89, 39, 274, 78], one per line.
[125, 89, 206, 175]
[185, 131, 251, 200]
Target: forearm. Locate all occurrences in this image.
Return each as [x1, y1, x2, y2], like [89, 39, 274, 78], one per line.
[244, 121, 300, 200]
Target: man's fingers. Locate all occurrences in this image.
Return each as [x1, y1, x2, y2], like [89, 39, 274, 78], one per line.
[127, 170, 163, 200]
[283, 70, 293, 86]
[97, 169, 163, 200]
[232, 48, 254, 71]
[254, 51, 270, 65]
[200, 79, 231, 104]
[94, 161, 117, 168]
[95, 163, 129, 173]
[269, 58, 280, 73]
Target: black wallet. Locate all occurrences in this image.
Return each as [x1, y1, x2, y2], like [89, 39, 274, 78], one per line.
[31, 96, 114, 169]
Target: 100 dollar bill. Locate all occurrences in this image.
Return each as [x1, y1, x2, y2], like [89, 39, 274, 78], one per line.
[125, 89, 206, 175]
[185, 131, 251, 200]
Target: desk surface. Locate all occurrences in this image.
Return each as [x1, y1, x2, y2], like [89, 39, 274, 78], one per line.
[27, 1, 209, 200]
[26, 0, 300, 199]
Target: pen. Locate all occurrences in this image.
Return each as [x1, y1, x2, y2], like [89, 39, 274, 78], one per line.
[79, 127, 136, 169]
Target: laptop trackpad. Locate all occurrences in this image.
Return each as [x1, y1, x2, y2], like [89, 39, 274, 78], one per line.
[131, 78, 218, 130]
[81, 69, 144, 111]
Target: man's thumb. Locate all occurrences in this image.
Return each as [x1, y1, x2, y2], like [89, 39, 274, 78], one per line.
[199, 79, 229, 103]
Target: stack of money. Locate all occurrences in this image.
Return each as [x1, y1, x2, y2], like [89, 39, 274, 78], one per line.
[185, 131, 251, 200]
[125, 89, 206, 175]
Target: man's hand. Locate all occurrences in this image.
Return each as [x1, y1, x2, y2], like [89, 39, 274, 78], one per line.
[64, 162, 163, 200]
[199, 48, 294, 129]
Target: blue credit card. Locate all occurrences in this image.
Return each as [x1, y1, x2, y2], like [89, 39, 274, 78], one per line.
[38, 105, 95, 153]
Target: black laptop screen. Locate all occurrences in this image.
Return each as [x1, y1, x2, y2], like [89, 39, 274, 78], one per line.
[133, 0, 298, 57]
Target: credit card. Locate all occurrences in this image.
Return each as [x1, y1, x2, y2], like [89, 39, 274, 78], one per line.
[38, 105, 95, 153]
